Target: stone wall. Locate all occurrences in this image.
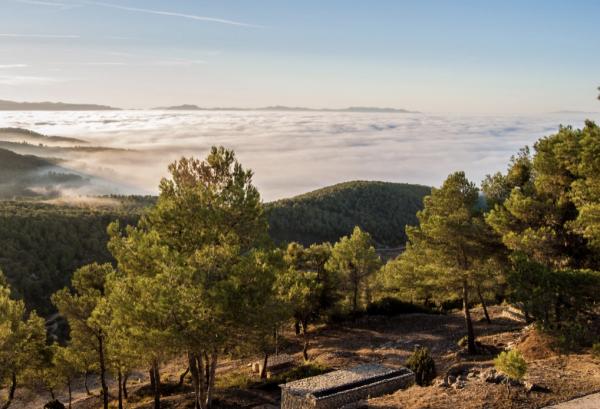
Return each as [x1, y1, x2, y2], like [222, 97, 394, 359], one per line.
[280, 370, 415, 409]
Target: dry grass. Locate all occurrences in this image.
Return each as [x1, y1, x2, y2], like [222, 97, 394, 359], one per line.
[9, 306, 600, 408]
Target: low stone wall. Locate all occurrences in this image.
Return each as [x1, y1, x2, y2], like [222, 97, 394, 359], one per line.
[313, 372, 414, 408]
[280, 365, 415, 409]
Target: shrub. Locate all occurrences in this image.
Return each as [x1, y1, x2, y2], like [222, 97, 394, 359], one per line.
[494, 350, 527, 382]
[592, 342, 600, 359]
[406, 346, 436, 386]
[366, 297, 433, 316]
[274, 362, 331, 384]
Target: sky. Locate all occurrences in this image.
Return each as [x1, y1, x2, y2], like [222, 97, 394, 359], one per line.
[0, 0, 599, 113]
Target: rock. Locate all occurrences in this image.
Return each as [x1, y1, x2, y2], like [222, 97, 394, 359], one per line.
[524, 381, 551, 393]
[481, 368, 508, 384]
[434, 378, 449, 388]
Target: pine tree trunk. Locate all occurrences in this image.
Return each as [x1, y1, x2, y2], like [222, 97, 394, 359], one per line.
[206, 353, 218, 409]
[463, 280, 476, 354]
[152, 360, 161, 409]
[0, 372, 17, 409]
[123, 373, 129, 400]
[178, 367, 190, 388]
[197, 352, 207, 409]
[260, 353, 269, 379]
[203, 352, 210, 387]
[302, 319, 309, 361]
[68, 380, 72, 409]
[352, 282, 359, 316]
[189, 353, 202, 409]
[98, 334, 109, 409]
[84, 371, 92, 396]
[477, 285, 492, 324]
[294, 320, 301, 336]
[118, 369, 124, 409]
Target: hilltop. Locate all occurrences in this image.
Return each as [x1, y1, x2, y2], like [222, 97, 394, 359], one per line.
[0, 147, 54, 171]
[0, 148, 87, 198]
[0, 127, 88, 145]
[0, 99, 119, 111]
[267, 181, 431, 247]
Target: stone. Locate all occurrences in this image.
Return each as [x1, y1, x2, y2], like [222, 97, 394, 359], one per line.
[434, 379, 449, 388]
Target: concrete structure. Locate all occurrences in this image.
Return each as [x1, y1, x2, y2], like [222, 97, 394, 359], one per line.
[280, 364, 415, 409]
[252, 354, 296, 377]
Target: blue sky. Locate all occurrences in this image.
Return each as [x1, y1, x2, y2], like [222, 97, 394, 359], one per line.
[0, 0, 599, 112]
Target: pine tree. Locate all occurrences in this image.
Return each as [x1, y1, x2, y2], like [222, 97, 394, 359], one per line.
[326, 226, 381, 315]
[52, 263, 115, 409]
[399, 172, 499, 354]
[0, 271, 46, 409]
[108, 147, 279, 409]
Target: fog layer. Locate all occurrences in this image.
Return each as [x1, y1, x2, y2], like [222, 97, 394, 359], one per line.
[0, 110, 595, 201]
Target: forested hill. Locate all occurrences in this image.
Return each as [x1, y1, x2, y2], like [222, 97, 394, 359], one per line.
[0, 182, 429, 315]
[0, 147, 54, 170]
[266, 181, 431, 247]
[0, 198, 152, 315]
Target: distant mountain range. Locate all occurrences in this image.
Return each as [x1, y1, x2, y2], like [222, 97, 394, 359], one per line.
[0, 99, 119, 111]
[155, 104, 417, 113]
[0, 99, 416, 112]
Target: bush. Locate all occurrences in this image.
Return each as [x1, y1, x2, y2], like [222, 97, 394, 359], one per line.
[406, 346, 436, 386]
[592, 342, 600, 359]
[366, 297, 433, 316]
[508, 255, 600, 348]
[253, 362, 332, 391]
[494, 350, 527, 382]
[273, 362, 331, 384]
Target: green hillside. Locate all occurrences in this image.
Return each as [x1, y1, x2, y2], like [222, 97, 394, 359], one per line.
[0, 147, 53, 171]
[267, 181, 431, 247]
[0, 197, 152, 315]
[0, 127, 88, 145]
[0, 181, 429, 315]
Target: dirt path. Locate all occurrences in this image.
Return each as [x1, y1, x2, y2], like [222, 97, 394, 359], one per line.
[544, 392, 600, 408]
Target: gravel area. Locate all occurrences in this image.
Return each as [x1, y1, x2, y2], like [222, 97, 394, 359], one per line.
[281, 364, 408, 396]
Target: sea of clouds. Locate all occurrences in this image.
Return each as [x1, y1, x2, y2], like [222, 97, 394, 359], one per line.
[0, 110, 597, 201]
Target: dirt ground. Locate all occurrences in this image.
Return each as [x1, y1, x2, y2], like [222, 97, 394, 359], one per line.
[7, 306, 600, 409]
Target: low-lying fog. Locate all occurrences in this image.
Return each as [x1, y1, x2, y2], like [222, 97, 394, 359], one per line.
[1, 110, 596, 201]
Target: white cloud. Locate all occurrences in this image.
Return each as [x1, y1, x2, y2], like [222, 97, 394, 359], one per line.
[0, 33, 80, 39]
[84, 1, 262, 28]
[0, 64, 29, 69]
[0, 75, 62, 85]
[12, 0, 75, 8]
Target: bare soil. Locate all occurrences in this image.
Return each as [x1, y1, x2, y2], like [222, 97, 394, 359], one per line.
[7, 306, 600, 409]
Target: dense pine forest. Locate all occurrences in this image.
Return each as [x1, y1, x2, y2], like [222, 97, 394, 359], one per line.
[0, 182, 427, 316]
[267, 181, 430, 247]
[1, 120, 600, 409]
